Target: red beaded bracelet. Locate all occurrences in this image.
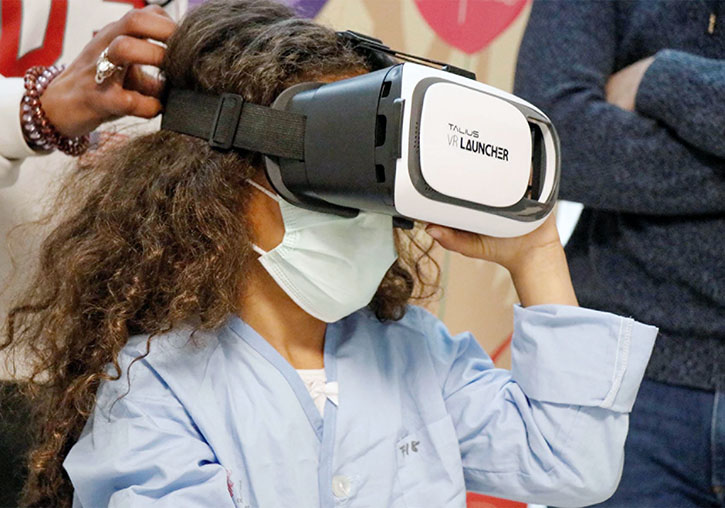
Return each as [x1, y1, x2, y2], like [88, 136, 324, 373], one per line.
[21, 65, 90, 157]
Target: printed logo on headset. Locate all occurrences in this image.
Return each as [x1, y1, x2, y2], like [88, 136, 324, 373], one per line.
[447, 123, 508, 162]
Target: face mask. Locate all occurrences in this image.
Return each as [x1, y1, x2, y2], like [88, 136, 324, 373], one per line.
[246, 179, 398, 323]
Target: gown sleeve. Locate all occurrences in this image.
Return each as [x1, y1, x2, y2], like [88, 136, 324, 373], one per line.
[420, 304, 657, 507]
[63, 348, 236, 508]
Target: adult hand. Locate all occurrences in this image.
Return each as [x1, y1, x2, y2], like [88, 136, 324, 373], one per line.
[605, 56, 654, 111]
[39, 5, 176, 138]
[426, 215, 578, 307]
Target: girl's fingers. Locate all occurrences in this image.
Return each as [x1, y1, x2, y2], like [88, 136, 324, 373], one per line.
[426, 225, 488, 258]
[426, 216, 563, 271]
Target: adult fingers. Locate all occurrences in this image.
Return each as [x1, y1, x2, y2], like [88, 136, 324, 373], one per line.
[119, 8, 176, 41]
[107, 90, 162, 119]
[124, 65, 165, 98]
[106, 35, 166, 68]
[142, 4, 173, 19]
[100, 7, 176, 45]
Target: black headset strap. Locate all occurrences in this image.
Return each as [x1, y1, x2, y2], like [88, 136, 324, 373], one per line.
[161, 88, 306, 160]
[337, 30, 475, 79]
[161, 31, 471, 158]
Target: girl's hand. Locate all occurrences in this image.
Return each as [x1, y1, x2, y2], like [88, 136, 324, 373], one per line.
[39, 6, 176, 138]
[426, 215, 579, 307]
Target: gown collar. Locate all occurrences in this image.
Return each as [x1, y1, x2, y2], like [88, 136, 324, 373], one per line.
[225, 315, 341, 441]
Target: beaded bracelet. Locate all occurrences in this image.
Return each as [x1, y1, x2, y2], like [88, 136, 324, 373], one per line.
[21, 65, 90, 156]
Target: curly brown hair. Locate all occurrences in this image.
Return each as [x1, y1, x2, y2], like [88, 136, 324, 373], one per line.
[2, 1, 439, 506]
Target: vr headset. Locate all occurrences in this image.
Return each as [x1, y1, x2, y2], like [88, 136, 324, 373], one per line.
[161, 31, 560, 237]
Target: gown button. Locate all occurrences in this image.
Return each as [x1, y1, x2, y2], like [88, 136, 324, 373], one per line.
[331, 475, 351, 498]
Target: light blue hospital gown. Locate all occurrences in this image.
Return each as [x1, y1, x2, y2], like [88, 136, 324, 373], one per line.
[64, 304, 657, 508]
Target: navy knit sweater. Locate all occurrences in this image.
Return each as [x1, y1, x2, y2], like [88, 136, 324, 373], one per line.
[515, 0, 725, 391]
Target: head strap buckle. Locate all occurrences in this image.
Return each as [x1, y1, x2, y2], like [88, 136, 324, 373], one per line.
[209, 93, 244, 150]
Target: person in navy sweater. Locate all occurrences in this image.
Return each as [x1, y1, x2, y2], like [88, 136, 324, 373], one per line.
[515, 1, 725, 506]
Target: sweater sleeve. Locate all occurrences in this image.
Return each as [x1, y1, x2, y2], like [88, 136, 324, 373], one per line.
[636, 49, 725, 158]
[514, 0, 725, 216]
[0, 77, 35, 188]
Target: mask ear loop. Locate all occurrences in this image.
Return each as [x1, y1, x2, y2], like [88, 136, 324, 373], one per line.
[245, 179, 280, 256]
[246, 178, 280, 202]
[250, 244, 268, 256]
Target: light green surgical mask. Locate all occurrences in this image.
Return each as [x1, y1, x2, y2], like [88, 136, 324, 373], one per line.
[246, 179, 398, 323]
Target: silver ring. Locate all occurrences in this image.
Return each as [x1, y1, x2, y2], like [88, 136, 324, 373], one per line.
[94, 47, 124, 85]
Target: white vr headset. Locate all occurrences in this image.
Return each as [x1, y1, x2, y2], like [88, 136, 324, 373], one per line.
[162, 31, 560, 237]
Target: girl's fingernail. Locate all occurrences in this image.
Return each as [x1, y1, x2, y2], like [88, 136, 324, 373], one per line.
[427, 227, 442, 240]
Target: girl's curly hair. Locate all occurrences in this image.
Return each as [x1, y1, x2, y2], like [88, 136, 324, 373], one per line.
[2, 1, 438, 506]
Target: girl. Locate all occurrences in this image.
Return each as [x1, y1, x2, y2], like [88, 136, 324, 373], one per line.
[3, 1, 657, 507]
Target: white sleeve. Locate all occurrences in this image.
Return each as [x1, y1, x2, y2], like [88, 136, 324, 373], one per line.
[0, 77, 37, 188]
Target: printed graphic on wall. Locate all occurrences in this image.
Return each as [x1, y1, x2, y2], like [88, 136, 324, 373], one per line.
[0, 0, 147, 76]
[0, 0, 69, 76]
[282, 0, 328, 17]
[414, 0, 528, 54]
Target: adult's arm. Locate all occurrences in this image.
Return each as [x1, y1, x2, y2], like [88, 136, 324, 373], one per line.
[421, 304, 657, 507]
[0, 77, 34, 188]
[636, 50, 725, 158]
[514, 0, 725, 215]
[0, 6, 175, 189]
